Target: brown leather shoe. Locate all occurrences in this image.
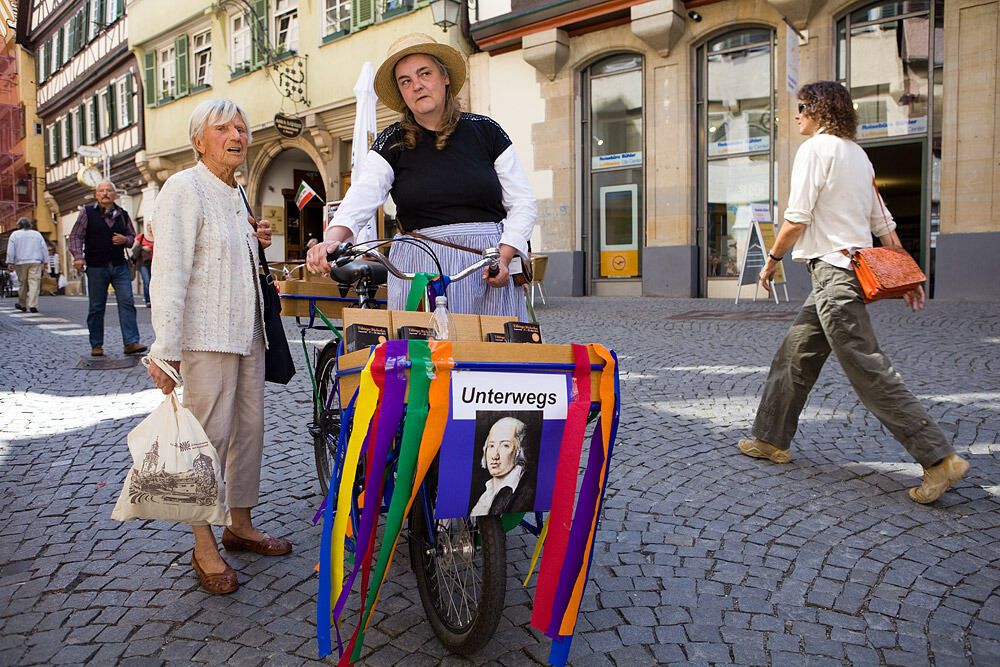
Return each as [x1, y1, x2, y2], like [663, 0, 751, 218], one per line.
[221, 527, 292, 556]
[123, 342, 148, 355]
[191, 551, 238, 594]
[91, 344, 104, 357]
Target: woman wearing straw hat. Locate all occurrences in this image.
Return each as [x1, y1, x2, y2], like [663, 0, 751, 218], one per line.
[306, 33, 536, 317]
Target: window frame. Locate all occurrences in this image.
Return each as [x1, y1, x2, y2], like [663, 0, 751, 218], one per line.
[116, 74, 133, 128]
[230, 12, 252, 75]
[322, 0, 351, 42]
[273, 0, 299, 55]
[192, 29, 213, 89]
[158, 44, 177, 102]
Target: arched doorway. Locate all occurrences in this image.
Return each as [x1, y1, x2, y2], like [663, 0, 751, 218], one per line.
[258, 148, 325, 262]
[581, 53, 644, 296]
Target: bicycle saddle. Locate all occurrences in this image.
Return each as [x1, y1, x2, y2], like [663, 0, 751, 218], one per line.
[331, 259, 388, 286]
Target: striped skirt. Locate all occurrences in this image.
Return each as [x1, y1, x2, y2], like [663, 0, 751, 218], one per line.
[386, 222, 528, 319]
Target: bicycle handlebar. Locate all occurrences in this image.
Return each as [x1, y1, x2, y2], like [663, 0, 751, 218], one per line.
[328, 241, 501, 284]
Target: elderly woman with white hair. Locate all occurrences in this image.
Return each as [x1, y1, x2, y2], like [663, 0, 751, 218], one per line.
[145, 99, 285, 594]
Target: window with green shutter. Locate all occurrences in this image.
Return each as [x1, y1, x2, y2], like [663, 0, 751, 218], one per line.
[67, 16, 78, 56]
[125, 75, 135, 125]
[83, 1, 92, 41]
[53, 121, 62, 162]
[106, 84, 117, 134]
[351, 0, 374, 30]
[76, 104, 86, 145]
[91, 94, 100, 140]
[251, 0, 269, 69]
[175, 35, 190, 97]
[143, 51, 156, 107]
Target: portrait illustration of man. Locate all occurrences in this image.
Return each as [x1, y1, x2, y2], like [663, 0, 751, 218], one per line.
[469, 411, 540, 517]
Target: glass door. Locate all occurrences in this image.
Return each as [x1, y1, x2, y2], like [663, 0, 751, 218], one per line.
[837, 0, 943, 288]
[696, 28, 776, 297]
[582, 53, 643, 293]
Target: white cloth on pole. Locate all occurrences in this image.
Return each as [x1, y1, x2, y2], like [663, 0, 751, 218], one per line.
[351, 62, 379, 245]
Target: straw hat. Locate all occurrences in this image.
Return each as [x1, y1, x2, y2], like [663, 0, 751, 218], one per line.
[374, 33, 468, 113]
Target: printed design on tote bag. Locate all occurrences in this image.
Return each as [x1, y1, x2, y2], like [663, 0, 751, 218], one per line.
[128, 438, 219, 507]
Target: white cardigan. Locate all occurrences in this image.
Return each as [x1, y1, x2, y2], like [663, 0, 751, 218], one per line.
[148, 161, 262, 361]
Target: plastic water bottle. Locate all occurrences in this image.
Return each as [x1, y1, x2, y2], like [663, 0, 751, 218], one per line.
[430, 295, 457, 341]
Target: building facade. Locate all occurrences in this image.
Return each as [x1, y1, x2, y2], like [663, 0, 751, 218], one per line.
[128, 0, 462, 263]
[468, 0, 1000, 300]
[16, 0, 145, 280]
[2, 8, 51, 243]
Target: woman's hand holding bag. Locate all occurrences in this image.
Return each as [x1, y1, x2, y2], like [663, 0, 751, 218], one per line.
[111, 357, 230, 525]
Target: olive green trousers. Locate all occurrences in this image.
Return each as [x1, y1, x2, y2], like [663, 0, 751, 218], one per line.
[752, 260, 952, 468]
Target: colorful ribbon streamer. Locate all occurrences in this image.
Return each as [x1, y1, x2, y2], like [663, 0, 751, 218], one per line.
[331, 342, 407, 643]
[530, 344, 592, 633]
[349, 341, 454, 662]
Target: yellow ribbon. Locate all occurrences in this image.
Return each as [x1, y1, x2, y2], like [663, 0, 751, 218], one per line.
[523, 514, 550, 587]
[331, 350, 380, 609]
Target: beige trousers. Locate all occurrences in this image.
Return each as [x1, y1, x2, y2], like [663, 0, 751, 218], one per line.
[15, 263, 42, 309]
[181, 338, 266, 516]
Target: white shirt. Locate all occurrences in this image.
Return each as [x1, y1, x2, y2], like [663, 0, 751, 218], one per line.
[327, 145, 537, 263]
[469, 464, 524, 517]
[6, 229, 49, 265]
[784, 131, 896, 269]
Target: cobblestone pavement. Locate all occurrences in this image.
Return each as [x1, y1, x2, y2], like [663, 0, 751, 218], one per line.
[1, 293, 998, 666]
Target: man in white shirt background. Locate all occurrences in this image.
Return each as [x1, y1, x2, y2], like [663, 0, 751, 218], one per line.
[5, 217, 50, 313]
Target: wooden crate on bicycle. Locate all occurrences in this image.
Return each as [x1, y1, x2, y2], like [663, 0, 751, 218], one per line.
[277, 279, 388, 319]
[335, 309, 602, 409]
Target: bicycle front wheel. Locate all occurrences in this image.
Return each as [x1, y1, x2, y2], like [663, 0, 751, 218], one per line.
[408, 483, 506, 654]
[312, 340, 342, 496]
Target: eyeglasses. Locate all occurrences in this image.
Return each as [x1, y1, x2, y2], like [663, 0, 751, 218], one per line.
[797, 102, 807, 113]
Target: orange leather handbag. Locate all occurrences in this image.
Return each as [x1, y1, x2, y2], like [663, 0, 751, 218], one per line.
[844, 180, 926, 303]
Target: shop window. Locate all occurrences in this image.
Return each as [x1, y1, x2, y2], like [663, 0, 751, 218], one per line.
[697, 28, 775, 283]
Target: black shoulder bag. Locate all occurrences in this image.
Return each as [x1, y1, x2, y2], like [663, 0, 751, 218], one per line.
[239, 186, 296, 384]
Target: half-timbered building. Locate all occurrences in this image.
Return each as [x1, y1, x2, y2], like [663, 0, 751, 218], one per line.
[16, 0, 143, 276]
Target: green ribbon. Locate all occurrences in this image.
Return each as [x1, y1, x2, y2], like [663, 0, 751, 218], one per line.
[352, 340, 434, 658]
[406, 273, 437, 311]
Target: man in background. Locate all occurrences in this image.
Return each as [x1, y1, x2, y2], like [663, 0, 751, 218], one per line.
[5, 217, 49, 313]
[69, 180, 147, 357]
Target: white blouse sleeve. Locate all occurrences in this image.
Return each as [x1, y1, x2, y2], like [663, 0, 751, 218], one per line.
[326, 150, 394, 241]
[783, 140, 827, 225]
[494, 144, 537, 262]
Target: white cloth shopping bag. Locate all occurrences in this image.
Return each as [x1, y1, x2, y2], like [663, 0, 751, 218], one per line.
[111, 358, 230, 525]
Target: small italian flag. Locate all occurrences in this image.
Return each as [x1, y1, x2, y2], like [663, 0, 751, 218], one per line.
[295, 181, 323, 209]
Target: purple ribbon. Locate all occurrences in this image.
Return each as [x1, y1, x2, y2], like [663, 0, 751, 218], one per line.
[330, 341, 408, 630]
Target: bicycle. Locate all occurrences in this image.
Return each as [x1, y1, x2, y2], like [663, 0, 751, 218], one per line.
[307, 238, 513, 654]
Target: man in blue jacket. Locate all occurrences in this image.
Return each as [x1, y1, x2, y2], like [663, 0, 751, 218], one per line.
[69, 180, 147, 357]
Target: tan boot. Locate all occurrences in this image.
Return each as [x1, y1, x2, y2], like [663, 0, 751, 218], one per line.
[909, 455, 970, 504]
[738, 438, 792, 463]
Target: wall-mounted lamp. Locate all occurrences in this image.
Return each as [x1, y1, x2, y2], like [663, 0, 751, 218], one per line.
[430, 0, 462, 32]
[687, 10, 702, 22]
[15, 179, 30, 197]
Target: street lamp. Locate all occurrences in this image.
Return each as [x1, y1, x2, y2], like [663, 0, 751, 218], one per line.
[430, 0, 461, 32]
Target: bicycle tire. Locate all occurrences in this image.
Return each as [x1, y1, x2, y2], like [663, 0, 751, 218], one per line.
[408, 476, 506, 654]
[313, 340, 342, 496]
